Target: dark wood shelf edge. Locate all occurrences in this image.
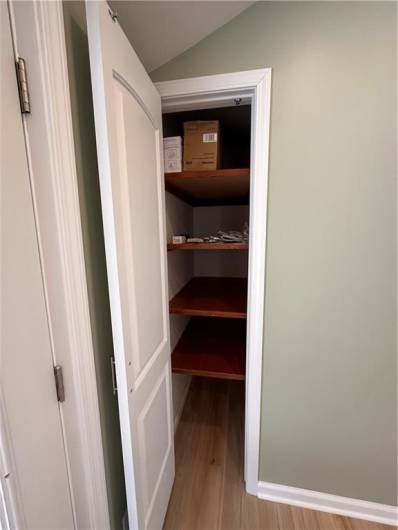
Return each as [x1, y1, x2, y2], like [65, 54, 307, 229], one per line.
[169, 277, 248, 319]
[165, 168, 250, 179]
[167, 242, 248, 251]
[172, 365, 245, 381]
[170, 308, 246, 319]
[165, 168, 251, 206]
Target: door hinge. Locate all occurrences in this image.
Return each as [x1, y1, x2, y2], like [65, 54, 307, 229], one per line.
[54, 365, 65, 402]
[110, 356, 117, 395]
[15, 57, 31, 114]
[108, 7, 118, 22]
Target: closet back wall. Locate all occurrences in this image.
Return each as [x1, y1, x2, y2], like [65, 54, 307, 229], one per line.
[193, 205, 249, 278]
[152, 1, 397, 505]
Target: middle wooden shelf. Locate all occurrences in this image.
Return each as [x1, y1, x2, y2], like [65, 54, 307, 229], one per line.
[165, 168, 250, 206]
[167, 242, 248, 251]
[169, 276, 247, 318]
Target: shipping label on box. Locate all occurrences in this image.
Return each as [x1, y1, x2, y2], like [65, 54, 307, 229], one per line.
[164, 136, 182, 173]
[183, 121, 220, 171]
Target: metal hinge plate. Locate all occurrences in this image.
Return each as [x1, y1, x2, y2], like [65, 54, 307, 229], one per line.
[110, 356, 117, 395]
[16, 57, 31, 114]
[108, 7, 118, 22]
[54, 365, 65, 402]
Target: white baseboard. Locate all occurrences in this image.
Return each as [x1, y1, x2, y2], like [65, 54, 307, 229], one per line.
[257, 481, 397, 526]
[173, 378, 191, 433]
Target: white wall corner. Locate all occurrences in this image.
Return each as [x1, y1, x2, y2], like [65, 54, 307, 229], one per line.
[257, 481, 397, 527]
[173, 379, 191, 433]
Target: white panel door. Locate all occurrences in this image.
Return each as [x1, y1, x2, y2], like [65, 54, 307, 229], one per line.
[86, 3, 174, 529]
[0, 2, 75, 529]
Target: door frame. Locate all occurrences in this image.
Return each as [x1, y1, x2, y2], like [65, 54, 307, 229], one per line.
[155, 69, 272, 495]
[6, 1, 110, 528]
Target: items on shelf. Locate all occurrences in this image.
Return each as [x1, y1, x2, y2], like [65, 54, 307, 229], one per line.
[172, 235, 187, 244]
[168, 242, 248, 251]
[205, 223, 249, 244]
[164, 122, 221, 174]
[183, 121, 220, 171]
[163, 136, 182, 173]
[171, 223, 248, 246]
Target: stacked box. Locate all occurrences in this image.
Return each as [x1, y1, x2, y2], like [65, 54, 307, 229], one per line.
[163, 136, 182, 173]
[183, 121, 220, 171]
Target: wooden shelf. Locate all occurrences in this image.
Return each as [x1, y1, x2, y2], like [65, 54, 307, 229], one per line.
[165, 168, 250, 206]
[169, 277, 247, 318]
[167, 242, 248, 251]
[172, 317, 246, 380]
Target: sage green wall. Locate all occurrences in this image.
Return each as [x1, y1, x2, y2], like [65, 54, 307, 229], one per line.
[152, 1, 397, 505]
[62, 3, 126, 528]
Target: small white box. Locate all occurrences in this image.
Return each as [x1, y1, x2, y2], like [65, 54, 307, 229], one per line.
[164, 136, 182, 173]
[172, 235, 186, 244]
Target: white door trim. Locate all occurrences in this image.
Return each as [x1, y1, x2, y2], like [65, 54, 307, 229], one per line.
[8, 2, 110, 528]
[156, 68, 272, 495]
[257, 481, 398, 526]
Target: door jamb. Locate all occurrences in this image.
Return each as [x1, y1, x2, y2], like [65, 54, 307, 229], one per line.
[155, 69, 272, 495]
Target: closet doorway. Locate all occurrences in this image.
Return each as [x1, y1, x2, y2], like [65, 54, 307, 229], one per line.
[156, 71, 272, 496]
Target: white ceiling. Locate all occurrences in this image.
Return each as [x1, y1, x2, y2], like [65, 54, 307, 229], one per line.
[110, 1, 254, 72]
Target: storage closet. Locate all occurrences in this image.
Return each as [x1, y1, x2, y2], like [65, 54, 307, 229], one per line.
[163, 105, 251, 394]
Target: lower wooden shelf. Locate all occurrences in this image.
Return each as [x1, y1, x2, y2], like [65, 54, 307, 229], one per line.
[171, 317, 246, 380]
[169, 276, 247, 318]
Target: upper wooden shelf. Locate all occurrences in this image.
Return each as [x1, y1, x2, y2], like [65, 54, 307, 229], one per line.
[167, 242, 248, 251]
[165, 168, 250, 206]
[169, 276, 247, 319]
[172, 317, 246, 380]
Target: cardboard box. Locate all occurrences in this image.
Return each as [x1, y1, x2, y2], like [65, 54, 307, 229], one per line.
[183, 121, 220, 171]
[163, 136, 182, 173]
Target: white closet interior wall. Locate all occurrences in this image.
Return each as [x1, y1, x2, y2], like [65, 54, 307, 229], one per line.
[166, 191, 193, 426]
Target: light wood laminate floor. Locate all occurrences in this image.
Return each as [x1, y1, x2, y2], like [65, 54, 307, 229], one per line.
[163, 378, 391, 530]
